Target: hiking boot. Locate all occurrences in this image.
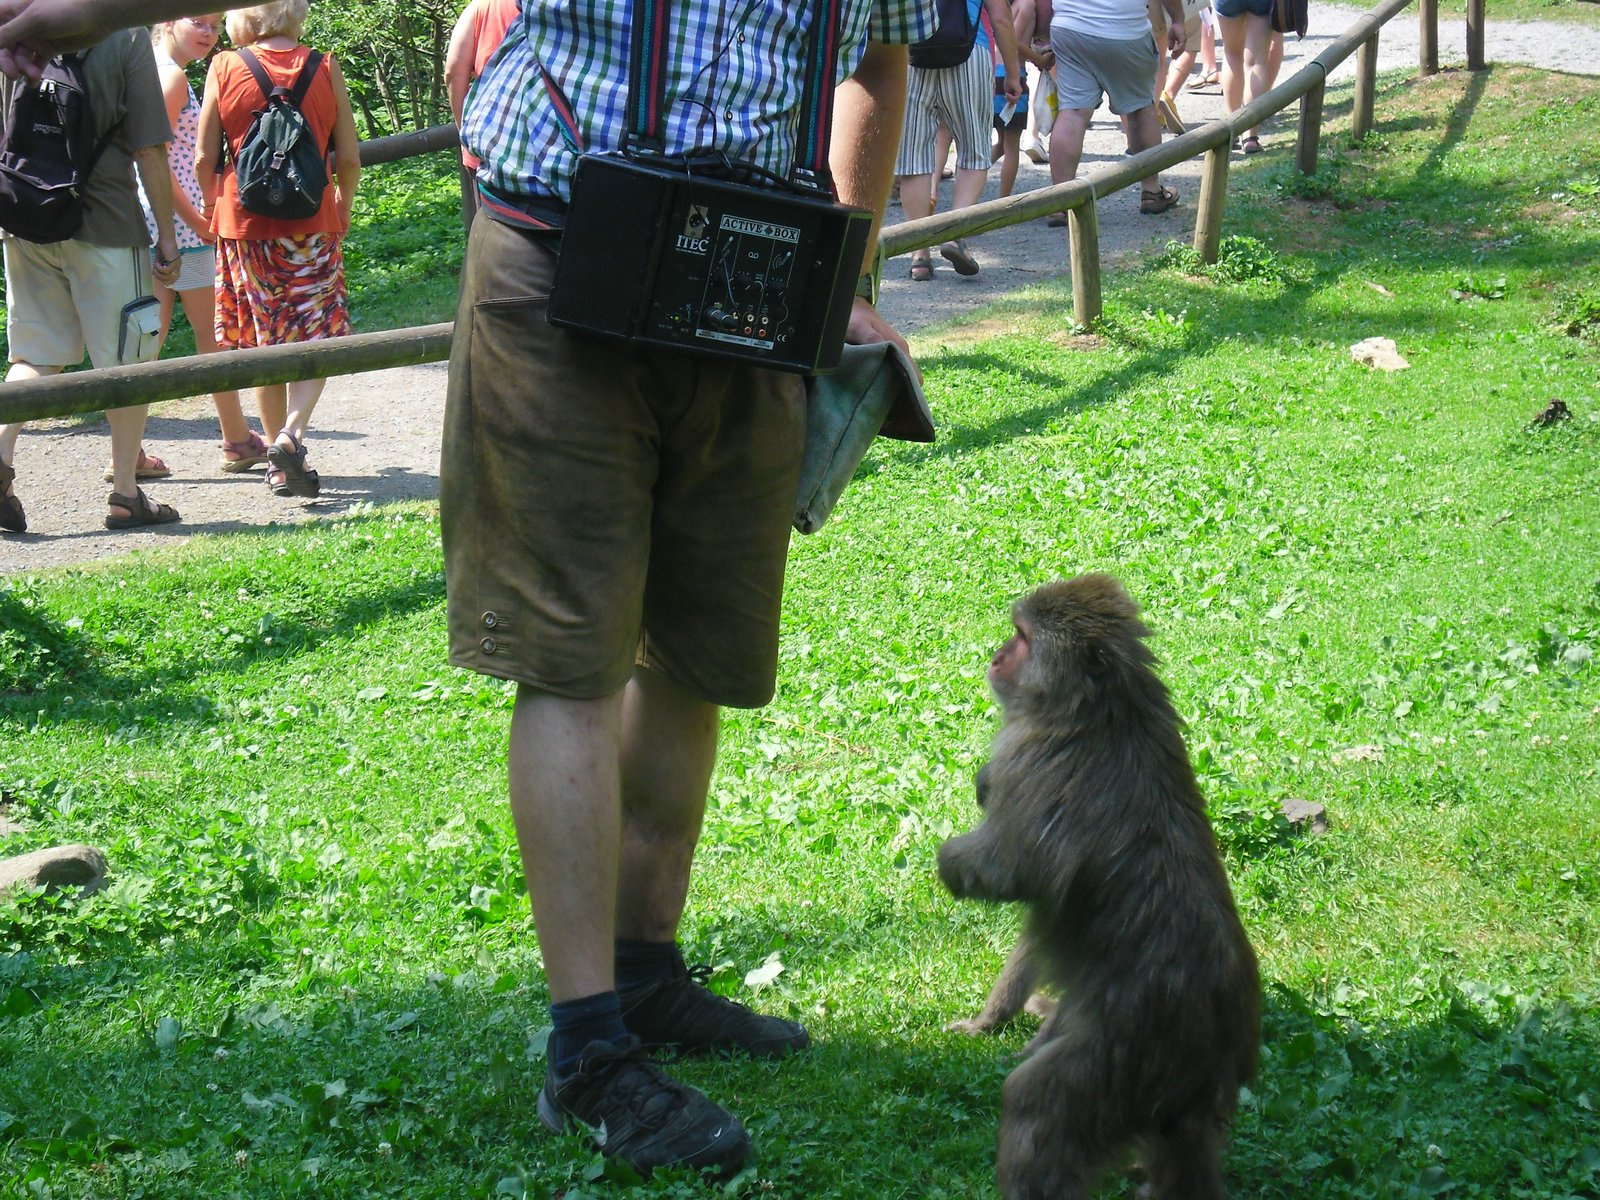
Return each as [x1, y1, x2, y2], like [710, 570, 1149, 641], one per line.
[537, 1037, 750, 1178]
[620, 957, 811, 1058]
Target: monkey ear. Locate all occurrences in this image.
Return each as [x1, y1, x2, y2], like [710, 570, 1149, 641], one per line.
[1083, 643, 1113, 679]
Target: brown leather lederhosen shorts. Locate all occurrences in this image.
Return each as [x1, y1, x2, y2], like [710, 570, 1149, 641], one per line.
[440, 215, 807, 709]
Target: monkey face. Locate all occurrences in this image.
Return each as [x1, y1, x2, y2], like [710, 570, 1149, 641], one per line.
[988, 616, 1032, 700]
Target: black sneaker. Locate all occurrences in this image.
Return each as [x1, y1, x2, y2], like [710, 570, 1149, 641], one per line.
[620, 957, 811, 1058]
[537, 1037, 750, 1178]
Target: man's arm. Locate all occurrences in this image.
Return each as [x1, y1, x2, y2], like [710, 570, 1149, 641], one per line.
[829, 39, 913, 351]
[1163, 0, 1184, 53]
[132, 142, 180, 287]
[0, 0, 202, 78]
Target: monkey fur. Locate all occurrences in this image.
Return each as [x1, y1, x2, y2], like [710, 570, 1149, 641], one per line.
[938, 575, 1260, 1200]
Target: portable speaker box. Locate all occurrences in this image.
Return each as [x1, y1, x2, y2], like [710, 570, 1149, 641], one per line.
[548, 154, 872, 375]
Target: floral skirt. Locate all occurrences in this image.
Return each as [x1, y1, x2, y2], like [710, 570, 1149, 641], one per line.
[214, 233, 350, 350]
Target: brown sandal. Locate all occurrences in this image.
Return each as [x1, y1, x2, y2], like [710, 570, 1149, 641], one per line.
[0, 461, 25, 533]
[1140, 185, 1180, 215]
[266, 432, 320, 498]
[105, 487, 180, 529]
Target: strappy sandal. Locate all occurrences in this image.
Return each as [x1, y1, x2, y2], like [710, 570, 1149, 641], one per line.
[940, 239, 980, 276]
[909, 257, 934, 282]
[219, 430, 270, 473]
[102, 446, 171, 482]
[0, 461, 25, 533]
[1239, 134, 1263, 155]
[1186, 69, 1221, 91]
[105, 487, 180, 529]
[1139, 185, 1180, 215]
[266, 432, 320, 498]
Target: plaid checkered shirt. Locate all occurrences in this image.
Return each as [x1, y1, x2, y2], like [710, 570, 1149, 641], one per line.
[462, 0, 937, 205]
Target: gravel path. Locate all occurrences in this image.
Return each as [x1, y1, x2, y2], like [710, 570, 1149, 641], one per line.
[3, 4, 1597, 572]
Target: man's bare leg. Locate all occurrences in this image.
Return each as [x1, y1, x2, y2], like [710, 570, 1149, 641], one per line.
[1124, 105, 1167, 192]
[617, 665, 718, 943]
[509, 684, 625, 1002]
[1049, 105, 1093, 185]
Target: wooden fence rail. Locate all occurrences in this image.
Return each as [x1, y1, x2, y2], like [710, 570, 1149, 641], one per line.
[0, 0, 1485, 426]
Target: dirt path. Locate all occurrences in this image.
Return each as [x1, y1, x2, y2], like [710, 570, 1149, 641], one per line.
[3, 4, 1596, 572]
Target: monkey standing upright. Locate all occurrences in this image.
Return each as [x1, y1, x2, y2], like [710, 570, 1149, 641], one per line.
[938, 575, 1260, 1200]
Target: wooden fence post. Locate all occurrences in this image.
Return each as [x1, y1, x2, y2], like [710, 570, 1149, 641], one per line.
[1419, 0, 1438, 76]
[1296, 76, 1325, 176]
[1466, 0, 1485, 69]
[1352, 35, 1378, 142]
[1194, 144, 1230, 264]
[1068, 199, 1102, 328]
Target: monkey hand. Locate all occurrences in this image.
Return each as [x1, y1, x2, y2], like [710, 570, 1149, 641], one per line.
[938, 832, 1020, 901]
[945, 1014, 1001, 1036]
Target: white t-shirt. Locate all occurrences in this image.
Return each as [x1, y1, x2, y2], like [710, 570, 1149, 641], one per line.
[1052, 0, 1152, 41]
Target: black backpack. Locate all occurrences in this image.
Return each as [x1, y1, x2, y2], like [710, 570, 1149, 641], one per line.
[226, 47, 329, 220]
[909, 0, 979, 70]
[0, 52, 123, 243]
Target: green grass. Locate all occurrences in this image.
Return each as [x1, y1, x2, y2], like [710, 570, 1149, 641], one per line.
[1341, 0, 1600, 28]
[3, 64, 1600, 1199]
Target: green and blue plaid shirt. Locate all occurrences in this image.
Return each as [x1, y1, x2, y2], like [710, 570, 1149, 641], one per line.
[462, 0, 936, 205]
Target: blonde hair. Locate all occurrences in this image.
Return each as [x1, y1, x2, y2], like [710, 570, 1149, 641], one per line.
[226, 0, 308, 46]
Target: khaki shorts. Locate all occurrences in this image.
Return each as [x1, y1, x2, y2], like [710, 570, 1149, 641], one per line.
[3, 237, 152, 368]
[440, 215, 806, 709]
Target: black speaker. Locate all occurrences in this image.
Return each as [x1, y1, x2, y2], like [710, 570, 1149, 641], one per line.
[548, 154, 872, 375]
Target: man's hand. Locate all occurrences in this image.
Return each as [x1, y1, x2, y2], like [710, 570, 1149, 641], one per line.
[1167, 23, 1184, 57]
[0, 0, 201, 78]
[845, 296, 921, 383]
[152, 235, 180, 287]
[1003, 70, 1022, 104]
[0, 0, 99, 77]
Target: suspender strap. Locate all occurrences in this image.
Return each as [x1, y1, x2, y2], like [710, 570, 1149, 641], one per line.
[793, 0, 846, 191]
[622, 0, 845, 191]
[625, 0, 672, 153]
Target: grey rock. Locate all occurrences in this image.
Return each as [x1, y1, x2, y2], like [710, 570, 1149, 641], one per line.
[1280, 798, 1330, 836]
[0, 844, 108, 897]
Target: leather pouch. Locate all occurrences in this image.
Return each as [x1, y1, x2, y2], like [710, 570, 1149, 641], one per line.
[793, 340, 933, 534]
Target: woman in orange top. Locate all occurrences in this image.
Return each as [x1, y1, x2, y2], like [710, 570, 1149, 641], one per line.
[195, 0, 360, 499]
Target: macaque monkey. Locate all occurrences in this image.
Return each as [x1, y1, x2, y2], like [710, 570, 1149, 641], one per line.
[938, 575, 1260, 1200]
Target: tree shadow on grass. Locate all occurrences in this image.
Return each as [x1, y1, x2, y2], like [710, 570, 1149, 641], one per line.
[1, 956, 1595, 1198]
[892, 67, 1600, 466]
[0, 511, 446, 731]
